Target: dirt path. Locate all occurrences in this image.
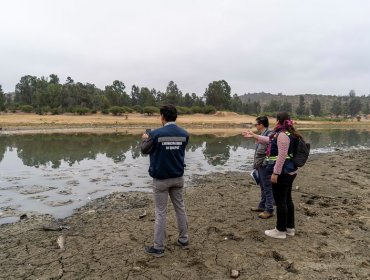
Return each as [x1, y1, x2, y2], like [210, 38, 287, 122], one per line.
[0, 150, 369, 279]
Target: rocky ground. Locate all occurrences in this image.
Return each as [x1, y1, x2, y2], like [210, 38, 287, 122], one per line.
[0, 149, 369, 279]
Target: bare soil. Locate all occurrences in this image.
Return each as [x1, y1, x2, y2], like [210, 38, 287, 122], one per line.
[0, 150, 369, 279]
[1, 112, 369, 136]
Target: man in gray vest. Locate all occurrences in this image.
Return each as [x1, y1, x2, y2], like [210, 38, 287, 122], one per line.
[250, 116, 274, 219]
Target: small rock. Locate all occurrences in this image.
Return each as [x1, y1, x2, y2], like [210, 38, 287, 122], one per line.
[132, 266, 141, 272]
[20, 214, 27, 220]
[139, 210, 147, 219]
[230, 269, 240, 278]
[57, 235, 65, 250]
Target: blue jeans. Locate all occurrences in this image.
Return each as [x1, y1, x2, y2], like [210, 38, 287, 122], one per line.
[257, 165, 274, 213]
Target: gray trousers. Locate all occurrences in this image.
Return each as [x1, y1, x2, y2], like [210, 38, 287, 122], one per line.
[152, 177, 188, 250]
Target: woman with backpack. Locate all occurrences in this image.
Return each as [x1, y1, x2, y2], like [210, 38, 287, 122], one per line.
[242, 112, 302, 239]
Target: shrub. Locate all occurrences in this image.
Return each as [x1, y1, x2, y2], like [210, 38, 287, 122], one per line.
[203, 105, 216, 114]
[143, 106, 159, 116]
[191, 106, 203, 114]
[101, 109, 109, 115]
[74, 107, 90, 115]
[177, 106, 191, 115]
[109, 106, 125, 116]
[20, 105, 33, 113]
[35, 107, 44, 115]
[51, 107, 64, 115]
[132, 105, 143, 113]
[121, 106, 133, 113]
[42, 106, 51, 113]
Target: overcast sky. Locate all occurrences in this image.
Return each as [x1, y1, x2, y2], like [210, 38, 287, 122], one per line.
[1, 0, 369, 96]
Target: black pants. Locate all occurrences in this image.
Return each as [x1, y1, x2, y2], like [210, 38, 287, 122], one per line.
[272, 174, 297, 231]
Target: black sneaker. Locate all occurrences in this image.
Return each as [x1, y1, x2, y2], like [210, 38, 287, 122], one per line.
[144, 246, 164, 257]
[177, 239, 190, 250]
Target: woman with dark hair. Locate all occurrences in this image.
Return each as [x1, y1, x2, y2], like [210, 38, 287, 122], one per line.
[242, 112, 301, 239]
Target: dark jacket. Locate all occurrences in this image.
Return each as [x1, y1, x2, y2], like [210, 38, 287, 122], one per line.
[141, 123, 189, 179]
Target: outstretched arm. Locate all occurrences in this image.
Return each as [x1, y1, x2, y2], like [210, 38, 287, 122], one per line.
[242, 130, 269, 144]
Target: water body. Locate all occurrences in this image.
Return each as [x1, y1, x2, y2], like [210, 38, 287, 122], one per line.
[0, 129, 369, 223]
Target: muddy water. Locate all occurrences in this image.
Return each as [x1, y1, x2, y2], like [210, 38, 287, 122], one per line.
[0, 129, 369, 223]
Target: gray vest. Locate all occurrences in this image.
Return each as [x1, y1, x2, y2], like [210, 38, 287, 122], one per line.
[253, 128, 271, 168]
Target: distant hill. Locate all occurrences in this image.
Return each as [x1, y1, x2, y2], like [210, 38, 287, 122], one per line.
[238, 92, 369, 114]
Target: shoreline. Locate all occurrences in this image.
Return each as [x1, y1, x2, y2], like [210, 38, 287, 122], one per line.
[0, 150, 369, 279]
[1, 112, 370, 136]
[1, 125, 370, 137]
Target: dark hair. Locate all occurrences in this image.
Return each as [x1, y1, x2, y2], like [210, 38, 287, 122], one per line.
[160, 104, 177, 122]
[276, 111, 290, 125]
[255, 116, 269, 128]
[276, 111, 302, 138]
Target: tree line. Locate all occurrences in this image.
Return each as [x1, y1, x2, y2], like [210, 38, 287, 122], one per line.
[0, 74, 368, 117]
[263, 92, 368, 118]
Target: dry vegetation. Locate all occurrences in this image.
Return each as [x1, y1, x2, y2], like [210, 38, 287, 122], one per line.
[0, 112, 369, 136]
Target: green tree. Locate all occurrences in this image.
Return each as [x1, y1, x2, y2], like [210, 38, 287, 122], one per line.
[229, 94, 243, 112]
[264, 100, 280, 112]
[150, 88, 158, 104]
[204, 80, 231, 110]
[248, 101, 261, 115]
[310, 99, 322, 116]
[163, 81, 182, 105]
[131, 85, 140, 106]
[33, 80, 49, 109]
[112, 80, 125, 93]
[348, 98, 361, 117]
[49, 74, 60, 84]
[331, 100, 342, 117]
[47, 83, 63, 108]
[75, 82, 97, 108]
[342, 101, 349, 117]
[280, 101, 292, 113]
[183, 93, 193, 107]
[138, 87, 156, 107]
[363, 102, 370, 114]
[60, 80, 101, 111]
[61, 79, 76, 110]
[15, 75, 38, 105]
[0, 85, 5, 111]
[65, 76, 74, 85]
[105, 80, 130, 107]
[296, 95, 306, 116]
[349, 89, 356, 97]
[191, 93, 204, 107]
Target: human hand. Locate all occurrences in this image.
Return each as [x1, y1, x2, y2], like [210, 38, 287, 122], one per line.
[242, 130, 255, 138]
[271, 174, 278, 183]
[142, 133, 149, 140]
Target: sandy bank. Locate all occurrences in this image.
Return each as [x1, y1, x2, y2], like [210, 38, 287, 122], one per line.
[1, 112, 369, 136]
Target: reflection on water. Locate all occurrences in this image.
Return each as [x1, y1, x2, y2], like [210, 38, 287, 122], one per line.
[0, 130, 369, 222]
